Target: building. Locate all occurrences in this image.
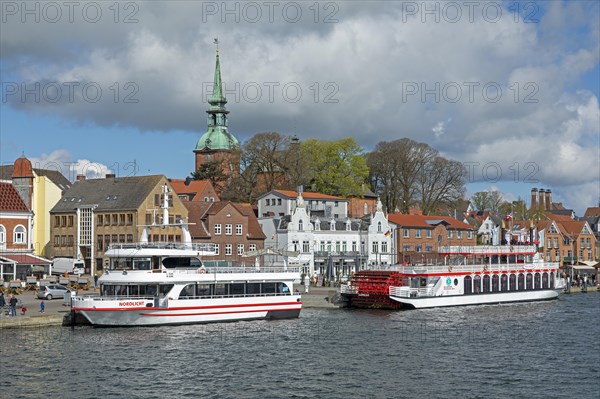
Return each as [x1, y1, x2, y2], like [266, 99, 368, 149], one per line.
[185, 201, 265, 266]
[48, 175, 189, 276]
[347, 187, 378, 218]
[169, 178, 219, 202]
[260, 194, 392, 278]
[530, 187, 574, 216]
[193, 46, 240, 190]
[535, 218, 597, 269]
[257, 189, 348, 218]
[388, 213, 477, 264]
[0, 155, 71, 256]
[0, 181, 51, 280]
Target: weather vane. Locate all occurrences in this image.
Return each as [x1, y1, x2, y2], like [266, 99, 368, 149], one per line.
[214, 37, 219, 54]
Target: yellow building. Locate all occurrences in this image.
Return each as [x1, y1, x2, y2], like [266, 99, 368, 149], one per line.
[0, 156, 71, 257]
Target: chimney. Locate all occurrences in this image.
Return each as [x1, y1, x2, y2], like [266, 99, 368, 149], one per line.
[76, 174, 86, 181]
[538, 188, 545, 210]
[545, 189, 552, 210]
[105, 173, 116, 179]
[531, 188, 538, 210]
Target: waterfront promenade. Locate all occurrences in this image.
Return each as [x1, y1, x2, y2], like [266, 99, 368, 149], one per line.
[0, 285, 341, 329]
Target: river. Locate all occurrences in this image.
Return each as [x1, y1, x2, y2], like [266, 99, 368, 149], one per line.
[1, 293, 598, 399]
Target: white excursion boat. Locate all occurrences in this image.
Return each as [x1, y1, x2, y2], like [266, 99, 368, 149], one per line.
[388, 245, 566, 309]
[71, 185, 302, 327]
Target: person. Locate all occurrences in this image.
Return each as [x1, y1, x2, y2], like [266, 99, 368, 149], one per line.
[40, 300, 45, 313]
[21, 306, 27, 316]
[0, 292, 5, 310]
[9, 294, 18, 317]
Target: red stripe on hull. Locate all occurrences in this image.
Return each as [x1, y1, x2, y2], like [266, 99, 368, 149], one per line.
[140, 307, 302, 317]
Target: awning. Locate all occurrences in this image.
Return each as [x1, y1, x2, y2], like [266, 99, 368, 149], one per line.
[568, 265, 596, 270]
[0, 253, 51, 265]
[582, 261, 599, 267]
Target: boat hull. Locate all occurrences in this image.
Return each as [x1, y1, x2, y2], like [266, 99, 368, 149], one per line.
[72, 295, 302, 326]
[389, 289, 560, 309]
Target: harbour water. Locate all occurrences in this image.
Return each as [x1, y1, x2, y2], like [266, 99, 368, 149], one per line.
[1, 293, 598, 399]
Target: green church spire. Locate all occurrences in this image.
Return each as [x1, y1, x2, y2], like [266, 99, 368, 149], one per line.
[195, 39, 240, 152]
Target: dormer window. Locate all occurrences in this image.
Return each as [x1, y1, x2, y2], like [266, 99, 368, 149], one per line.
[299, 220, 304, 231]
[330, 222, 335, 231]
[377, 221, 382, 232]
[315, 221, 320, 231]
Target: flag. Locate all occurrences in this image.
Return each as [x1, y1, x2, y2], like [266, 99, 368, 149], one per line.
[505, 213, 513, 220]
[384, 230, 391, 237]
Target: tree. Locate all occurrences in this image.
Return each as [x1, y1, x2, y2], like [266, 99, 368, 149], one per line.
[488, 190, 503, 212]
[191, 159, 229, 190]
[301, 137, 369, 197]
[471, 192, 490, 211]
[368, 138, 466, 214]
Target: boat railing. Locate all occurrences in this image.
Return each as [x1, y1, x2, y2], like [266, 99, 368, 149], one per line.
[105, 266, 302, 275]
[438, 245, 537, 255]
[339, 284, 359, 295]
[108, 242, 216, 251]
[399, 262, 560, 274]
[73, 292, 298, 302]
[389, 286, 434, 298]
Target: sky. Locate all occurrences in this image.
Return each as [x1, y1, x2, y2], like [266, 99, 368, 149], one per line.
[1, 0, 599, 215]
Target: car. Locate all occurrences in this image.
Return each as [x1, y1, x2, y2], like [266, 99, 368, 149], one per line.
[37, 284, 75, 300]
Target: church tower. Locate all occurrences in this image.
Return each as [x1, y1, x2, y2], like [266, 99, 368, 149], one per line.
[194, 41, 240, 187]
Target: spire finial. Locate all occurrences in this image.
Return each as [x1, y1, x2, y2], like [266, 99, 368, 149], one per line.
[214, 37, 219, 55]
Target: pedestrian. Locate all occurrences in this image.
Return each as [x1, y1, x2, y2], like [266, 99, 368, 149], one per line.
[21, 305, 27, 316]
[9, 294, 18, 317]
[0, 292, 5, 309]
[40, 300, 45, 313]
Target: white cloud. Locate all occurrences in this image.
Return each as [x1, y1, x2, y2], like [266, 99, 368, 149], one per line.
[29, 149, 113, 181]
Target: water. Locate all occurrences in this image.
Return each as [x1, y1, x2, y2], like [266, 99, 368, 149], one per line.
[1, 294, 598, 399]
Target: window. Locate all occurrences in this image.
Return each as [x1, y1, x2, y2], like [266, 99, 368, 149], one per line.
[336, 241, 341, 252]
[302, 241, 310, 253]
[335, 201, 339, 207]
[214, 224, 221, 235]
[97, 215, 103, 225]
[237, 244, 244, 255]
[403, 245, 410, 251]
[298, 220, 304, 231]
[225, 224, 232, 235]
[372, 242, 379, 253]
[112, 214, 118, 225]
[55, 216, 61, 227]
[119, 214, 125, 225]
[292, 240, 299, 252]
[204, 197, 209, 202]
[342, 241, 347, 252]
[352, 241, 357, 252]
[112, 234, 118, 244]
[225, 244, 232, 256]
[403, 229, 409, 238]
[426, 230, 432, 238]
[0, 225, 5, 244]
[105, 235, 111, 247]
[415, 229, 421, 238]
[127, 214, 133, 225]
[415, 246, 421, 253]
[381, 242, 388, 253]
[154, 194, 159, 206]
[61, 216, 67, 226]
[249, 244, 256, 252]
[320, 242, 326, 252]
[214, 244, 220, 255]
[97, 235, 103, 251]
[68, 216, 74, 227]
[266, 199, 270, 206]
[13, 225, 26, 244]
[236, 224, 243, 235]
[425, 246, 432, 252]
[447, 230, 453, 238]
[119, 234, 125, 243]
[467, 231, 473, 239]
[277, 198, 282, 205]
[457, 231, 462, 239]
[377, 221, 382, 232]
[330, 222, 335, 231]
[553, 238, 558, 248]
[127, 234, 133, 243]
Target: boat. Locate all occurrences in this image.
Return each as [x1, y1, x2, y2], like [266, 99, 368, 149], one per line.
[71, 185, 302, 326]
[388, 245, 566, 309]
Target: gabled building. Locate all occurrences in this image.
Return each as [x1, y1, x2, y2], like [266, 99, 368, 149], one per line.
[388, 213, 476, 264]
[260, 195, 392, 278]
[347, 188, 378, 218]
[0, 155, 71, 256]
[49, 175, 189, 276]
[169, 178, 219, 202]
[185, 200, 265, 266]
[257, 189, 348, 218]
[535, 219, 597, 266]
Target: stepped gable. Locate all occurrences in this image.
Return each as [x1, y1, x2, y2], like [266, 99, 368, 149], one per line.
[51, 175, 164, 212]
[0, 182, 29, 212]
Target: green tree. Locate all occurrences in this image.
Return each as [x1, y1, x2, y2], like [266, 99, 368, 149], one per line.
[301, 137, 369, 197]
[191, 159, 229, 190]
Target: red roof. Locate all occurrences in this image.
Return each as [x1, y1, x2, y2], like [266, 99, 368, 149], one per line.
[0, 182, 29, 212]
[169, 179, 219, 202]
[0, 253, 51, 265]
[584, 207, 600, 217]
[272, 189, 346, 201]
[388, 213, 475, 230]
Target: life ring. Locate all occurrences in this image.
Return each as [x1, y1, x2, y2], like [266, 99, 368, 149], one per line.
[197, 267, 206, 274]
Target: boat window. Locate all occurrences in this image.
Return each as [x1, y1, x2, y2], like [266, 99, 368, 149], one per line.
[542, 273, 549, 289]
[526, 273, 533, 290]
[214, 283, 227, 296]
[473, 275, 481, 294]
[534, 273, 541, 290]
[115, 285, 127, 296]
[229, 283, 245, 296]
[246, 283, 261, 295]
[197, 284, 211, 297]
[180, 284, 196, 298]
[464, 275, 472, 294]
[138, 285, 147, 296]
[517, 273, 525, 291]
[491, 275, 499, 292]
[482, 275, 490, 293]
[550, 272, 555, 288]
[163, 257, 194, 268]
[128, 285, 139, 296]
[509, 274, 517, 292]
[262, 283, 276, 294]
[101, 284, 114, 296]
[134, 258, 151, 270]
[277, 283, 290, 294]
[112, 258, 133, 270]
[159, 284, 174, 296]
[146, 285, 158, 297]
[500, 274, 509, 292]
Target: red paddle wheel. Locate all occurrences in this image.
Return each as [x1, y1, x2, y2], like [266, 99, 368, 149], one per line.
[341, 270, 404, 309]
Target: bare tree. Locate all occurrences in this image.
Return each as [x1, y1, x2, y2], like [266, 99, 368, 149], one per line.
[471, 192, 490, 211]
[418, 157, 467, 215]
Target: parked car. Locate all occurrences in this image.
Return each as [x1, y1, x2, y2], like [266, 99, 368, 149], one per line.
[37, 284, 74, 300]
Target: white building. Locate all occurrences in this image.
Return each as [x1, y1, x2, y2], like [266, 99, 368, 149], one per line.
[257, 189, 348, 219]
[258, 193, 391, 280]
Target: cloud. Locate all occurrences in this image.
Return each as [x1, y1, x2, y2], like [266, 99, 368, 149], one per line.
[29, 149, 114, 180]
